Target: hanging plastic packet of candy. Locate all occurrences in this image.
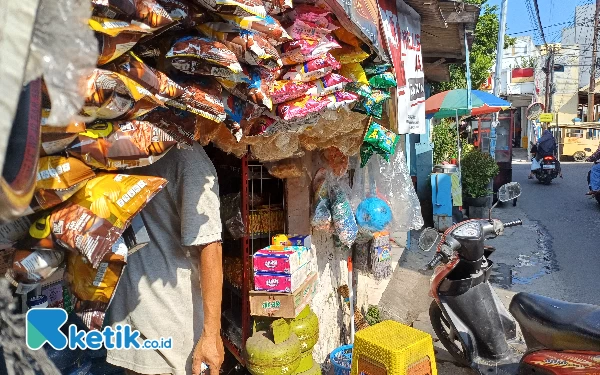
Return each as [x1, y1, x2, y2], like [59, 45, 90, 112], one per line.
[219, 14, 291, 45]
[282, 53, 341, 82]
[66, 121, 177, 170]
[360, 122, 399, 166]
[280, 37, 341, 65]
[222, 90, 246, 141]
[321, 146, 349, 177]
[329, 179, 358, 248]
[368, 72, 397, 89]
[166, 36, 244, 74]
[269, 80, 315, 104]
[286, 18, 332, 41]
[49, 174, 167, 268]
[247, 67, 275, 110]
[356, 89, 390, 119]
[139, 106, 198, 146]
[277, 96, 329, 121]
[32, 157, 96, 212]
[97, 33, 145, 66]
[169, 78, 227, 123]
[340, 62, 368, 85]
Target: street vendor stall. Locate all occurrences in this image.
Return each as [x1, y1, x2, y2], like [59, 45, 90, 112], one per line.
[0, 0, 426, 373]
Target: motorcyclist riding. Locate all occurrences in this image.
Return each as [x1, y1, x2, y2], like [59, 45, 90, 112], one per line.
[534, 129, 562, 178]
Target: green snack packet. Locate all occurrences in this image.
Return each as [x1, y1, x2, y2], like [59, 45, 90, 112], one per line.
[360, 89, 390, 119]
[364, 122, 399, 155]
[346, 82, 372, 97]
[364, 63, 392, 76]
[360, 143, 375, 167]
[369, 72, 397, 89]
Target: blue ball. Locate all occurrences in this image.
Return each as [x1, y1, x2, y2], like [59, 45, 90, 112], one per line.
[356, 197, 392, 232]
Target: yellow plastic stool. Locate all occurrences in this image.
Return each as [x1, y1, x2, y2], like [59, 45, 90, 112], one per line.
[350, 320, 438, 375]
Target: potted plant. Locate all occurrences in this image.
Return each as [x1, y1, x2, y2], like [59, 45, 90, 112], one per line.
[461, 148, 499, 207]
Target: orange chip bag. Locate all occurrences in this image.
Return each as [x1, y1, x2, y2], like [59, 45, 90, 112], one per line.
[66, 238, 127, 330]
[33, 157, 97, 211]
[66, 121, 177, 170]
[50, 173, 167, 267]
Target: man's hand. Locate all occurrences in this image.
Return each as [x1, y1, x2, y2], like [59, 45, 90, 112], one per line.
[192, 333, 224, 375]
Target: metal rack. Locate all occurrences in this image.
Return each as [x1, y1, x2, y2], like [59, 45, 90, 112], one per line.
[220, 155, 286, 365]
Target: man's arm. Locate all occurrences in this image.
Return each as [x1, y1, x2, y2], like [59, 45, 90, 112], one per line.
[192, 241, 224, 375]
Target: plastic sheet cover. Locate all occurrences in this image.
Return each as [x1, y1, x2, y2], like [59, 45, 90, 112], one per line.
[25, 0, 98, 126]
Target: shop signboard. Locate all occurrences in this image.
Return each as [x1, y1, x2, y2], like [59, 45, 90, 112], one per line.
[539, 113, 554, 123]
[378, 0, 425, 134]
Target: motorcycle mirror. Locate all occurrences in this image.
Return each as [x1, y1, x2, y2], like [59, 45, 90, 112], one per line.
[418, 228, 439, 252]
[498, 182, 522, 202]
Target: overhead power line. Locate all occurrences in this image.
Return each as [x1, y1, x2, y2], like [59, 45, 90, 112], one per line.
[532, 0, 547, 45]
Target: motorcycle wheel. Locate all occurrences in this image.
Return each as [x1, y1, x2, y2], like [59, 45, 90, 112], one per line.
[574, 151, 586, 162]
[429, 301, 470, 367]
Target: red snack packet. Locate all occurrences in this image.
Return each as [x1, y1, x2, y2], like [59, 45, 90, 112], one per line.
[280, 36, 341, 65]
[282, 53, 341, 82]
[286, 18, 332, 41]
[288, 5, 331, 28]
[307, 73, 352, 97]
[277, 96, 329, 121]
[269, 80, 315, 104]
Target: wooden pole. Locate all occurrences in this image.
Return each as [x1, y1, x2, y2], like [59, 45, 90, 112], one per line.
[588, 0, 600, 121]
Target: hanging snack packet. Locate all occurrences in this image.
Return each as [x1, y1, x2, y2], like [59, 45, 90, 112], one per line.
[364, 63, 392, 76]
[280, 37, 341, 65]
[357, 89, 390, 119]
[330, 182, 358, 248]
[169, 79, 227, 123]
[66, 121, 177, 170]
[222, 90, 246, 141]
[307, 73, 352, 97]
[282, 53, 341, 82]
[166, 36, 244, 74]
[245, 115, 276, 136]
[331, 21, 362, 48]
[139, 107, 198, 145]
[83, 69, 164, 121]
[247, 68, 274, 110]
[49, 173, 167, 268]
[92, 0, 137, 19]
[323, 91, 359, 110]
[368, 72, 397, 89]
[97, 33, 145, 66]
[89, 17, 159, 37]
[66, 239, 127, 330]
[363, 122, 399, 161]
[192, 0, 266, 18]
[198, 23, 282, 69]
[109, 53, 185, 101]
[340, 62, 368, 84]
[92, 0, 174, 28]
[33, 157, 96, 212]
[263, 0, 292, 15]
[288, 5, 331, 27]
[331, 45, 369, 65]
[286, 18, 331, 41]
[6, 248, 65, 293]
[220, 14, 291, 45]
[269, 80, 315, 104]
[277, 96, 329, 121]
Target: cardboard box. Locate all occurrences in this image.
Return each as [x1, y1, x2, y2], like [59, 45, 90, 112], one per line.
[250, 273, 318, 318]
[272, 235, 312, 248]
[254, 259, 316, 293]
[253, 245, 316, 274]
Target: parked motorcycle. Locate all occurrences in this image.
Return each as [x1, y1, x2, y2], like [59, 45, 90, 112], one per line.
[534, 156, 559, 184]
[419, 182, 600, 374]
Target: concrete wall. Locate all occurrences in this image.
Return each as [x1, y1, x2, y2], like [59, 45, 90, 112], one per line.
[560, 4, 596, 89]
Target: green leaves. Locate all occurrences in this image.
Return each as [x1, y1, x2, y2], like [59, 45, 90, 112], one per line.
[432, 121, 459, 165]
[461, 148, 499, 198]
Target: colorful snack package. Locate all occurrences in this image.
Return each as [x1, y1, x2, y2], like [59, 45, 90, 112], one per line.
[169, 79, 226, 123]
[262, 0, 292, 15]
[363, 122, 399, 157]
[166, 36, 244, 73]
[245, 114, 276, 136]
[33, 157, 97, 211]
[280, 37, 341, 65]
[82, 69, 164, 120]
[132, 0, 175, 28]
[192, 0, 267, 18]
[277, 96, 329, 121]
[330, 182, 358, 248]
[288, 5, 331, 27]
[269, 80, 315, 104]
[340, 62, 368, 84]
[92, 0, 174, 28]
[49, 173, 167, 268]
[282, 53, 341, 82]
[40, 133, 78, 156]
[6, 248, 65, 292]
[97, 32, 145, 66]
[321, 146, 348, 177]
[92, 0, 137, 19]
[331, 45, 369, 64]
[247, 68, 274, 110]
[219, 14, 291, 45]
[307, 73, 351, 97]
[108, 53, 185, 100]
[196, 116, 223, 145]
[286, 18, 331, 41]
[66, 238, 127, 330]
[198, 23, 282, 69]
[170, 58, 251, 83]
[357, 89, 390, 119]
[368, 72, 397, 89]
[89, 16, 158, 37]
[364, 63, 392, 76]
[139, 106, 198, 145]
[222, 90, 246, 141]
[331, 21, 362, 47]
[66, 121, 177, 170]
[323, 91, 359, 110]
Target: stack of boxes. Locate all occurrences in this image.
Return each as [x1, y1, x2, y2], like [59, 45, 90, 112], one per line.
[250, 235, 318, 318]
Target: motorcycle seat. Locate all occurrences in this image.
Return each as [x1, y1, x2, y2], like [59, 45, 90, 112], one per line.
[509, 292, 600, 352]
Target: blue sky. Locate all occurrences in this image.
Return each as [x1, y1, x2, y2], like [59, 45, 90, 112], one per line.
[487, 0, 591, 45]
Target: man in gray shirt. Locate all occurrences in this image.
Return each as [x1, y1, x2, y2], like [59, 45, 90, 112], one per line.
[106, 143, 224, 375]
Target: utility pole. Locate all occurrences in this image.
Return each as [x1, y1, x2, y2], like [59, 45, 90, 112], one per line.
[549, 48, 555, 114]
[491, 0, 508, 161]
[588, 0, 600, 122]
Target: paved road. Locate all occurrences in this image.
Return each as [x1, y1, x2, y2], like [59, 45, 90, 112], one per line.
[501, 161, 600, 305]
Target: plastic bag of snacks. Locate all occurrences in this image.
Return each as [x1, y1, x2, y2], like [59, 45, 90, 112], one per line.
[139, 107, 198, 145]
[308, 73, 352, 97]
[32, 157, 96, 212]
[329, 178, 358, 248]
[368, 72, 397, 89]
[340, 63, 368, 84]
[222, 91, 248, 141]
[360, 122, 399, 166]
[97, 33, 145, 65]
[282, 53, 341, 82]
[269, 80, 314, 104]
[66, 121, 177, 170]
[263, 0, 292, 14]
[108, 53, 185, 100]
[331, 45, 369, 64]
[6, 249, 65, 293]
[198, 23, 283, 69]
[66, 237, 127, 330]
[357, 89, 390, 119]
[193, 0, 267, 17]
[220, 14, 291, 45]
[167, 36, 244, 75]
[278, 96, 329, 121]
[92, 0, 174, 28]
[82, 69, 164, 121]
[280, 37, 341, 65]
[321, 146, 349, 177]
[49, 174, 167, 268]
